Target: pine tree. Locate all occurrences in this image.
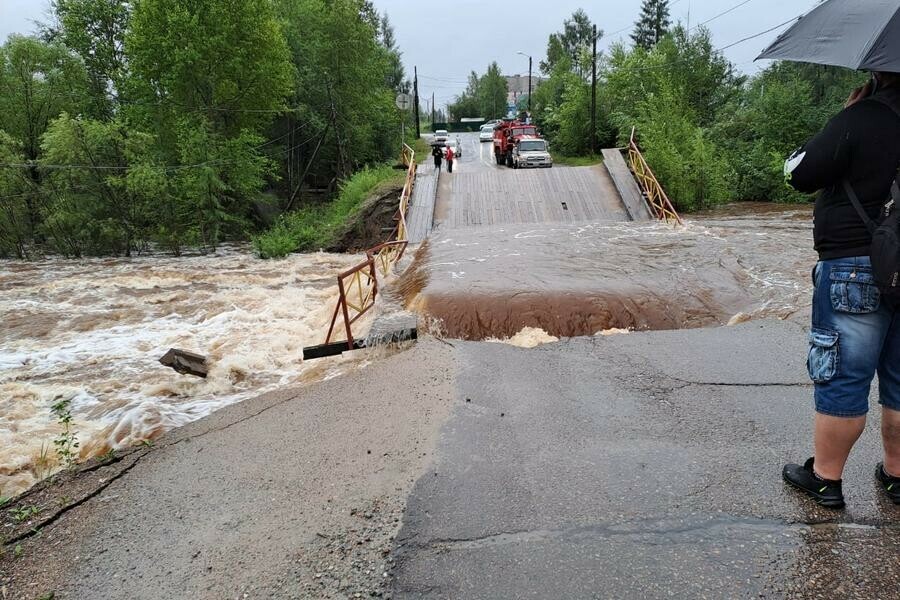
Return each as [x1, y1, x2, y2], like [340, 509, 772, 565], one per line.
[632, 0, 671, 50]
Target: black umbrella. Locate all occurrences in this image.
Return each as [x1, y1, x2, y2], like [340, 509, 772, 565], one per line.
[757, 0, 900, 72]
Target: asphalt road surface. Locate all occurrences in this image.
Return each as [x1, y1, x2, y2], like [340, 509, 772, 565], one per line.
[390, 319, 900, 599]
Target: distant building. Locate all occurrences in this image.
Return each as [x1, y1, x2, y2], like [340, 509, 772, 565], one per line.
[505, 74, 546, 105]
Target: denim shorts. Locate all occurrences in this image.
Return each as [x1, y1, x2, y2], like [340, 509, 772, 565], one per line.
[809, 256, 900, 417]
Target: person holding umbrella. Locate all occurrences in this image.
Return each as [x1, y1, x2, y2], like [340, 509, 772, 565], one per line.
[759, 0, 900, 508]
[432, 143, 443, 171]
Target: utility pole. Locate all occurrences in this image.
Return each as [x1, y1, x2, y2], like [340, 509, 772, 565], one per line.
[527, 55, 532, 115]
[590, 24, 598, 155]
[432, 92, 435, 124]
[413, 66, 421, 138]
[517, 51, 533, 120]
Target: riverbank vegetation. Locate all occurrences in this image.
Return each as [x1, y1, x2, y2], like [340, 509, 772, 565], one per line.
[532, 2, 865, 211]
[0, 0, 412, 259]
[253, 165, 403, 258]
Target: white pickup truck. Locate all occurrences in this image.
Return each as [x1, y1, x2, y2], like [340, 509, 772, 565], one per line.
[512, 136, 553, 169]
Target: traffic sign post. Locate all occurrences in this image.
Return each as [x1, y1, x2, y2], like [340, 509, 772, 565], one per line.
[396, 93, 411, 150]
[395, 93, 411, 110]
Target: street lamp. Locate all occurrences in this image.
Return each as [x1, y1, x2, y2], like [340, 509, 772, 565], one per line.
[516, 51, 532, 119]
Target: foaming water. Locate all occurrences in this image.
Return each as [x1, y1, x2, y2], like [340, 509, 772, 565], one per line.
[0, 246, 371, 497]
[487, 327, 560, 348]
[399, 203, 815, 339]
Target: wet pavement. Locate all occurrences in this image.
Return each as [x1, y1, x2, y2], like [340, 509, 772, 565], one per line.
[390, 320, 900, 598]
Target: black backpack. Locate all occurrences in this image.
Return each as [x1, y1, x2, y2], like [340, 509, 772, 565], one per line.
[843, 97, 900, 306]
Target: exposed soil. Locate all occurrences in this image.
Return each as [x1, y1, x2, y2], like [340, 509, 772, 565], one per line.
[329, 181, 405, 253]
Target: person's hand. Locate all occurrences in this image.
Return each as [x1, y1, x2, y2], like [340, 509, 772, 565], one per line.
[845, 80, 873, 108]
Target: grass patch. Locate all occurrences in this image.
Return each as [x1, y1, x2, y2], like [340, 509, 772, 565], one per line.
[552, 154, 603, 167]
[254, 165, 404, 259]
[411, 136, 433, 163]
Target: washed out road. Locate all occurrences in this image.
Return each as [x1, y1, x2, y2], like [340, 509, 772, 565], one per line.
[4, 132, 900, 600]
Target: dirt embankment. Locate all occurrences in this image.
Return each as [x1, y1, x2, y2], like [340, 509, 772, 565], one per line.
[328, 179, 405, 253]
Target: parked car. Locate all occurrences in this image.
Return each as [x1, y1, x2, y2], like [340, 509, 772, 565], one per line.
[479, 125, 495, 142]
[443, 137, 462, 158]
[511, 137, 552, 169]
[433, 129, 449, 144]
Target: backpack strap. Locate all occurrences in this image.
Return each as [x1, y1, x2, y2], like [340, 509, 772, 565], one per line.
[843, 95, 900, 232]
[843, 179, 878, 234]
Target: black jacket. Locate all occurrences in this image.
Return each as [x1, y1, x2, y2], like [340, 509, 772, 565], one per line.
[786, 85, 900, 260]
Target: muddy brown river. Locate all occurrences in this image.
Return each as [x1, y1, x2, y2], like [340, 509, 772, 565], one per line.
[400, 203, 815, 339]
[0, 248, 372, 497]
[1, 203, 815, 498]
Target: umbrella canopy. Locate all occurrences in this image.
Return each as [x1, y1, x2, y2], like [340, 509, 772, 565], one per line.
[757, 0, 900, 72]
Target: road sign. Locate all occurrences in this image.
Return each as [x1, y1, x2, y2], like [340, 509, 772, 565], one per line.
[395, 93, 411, 110]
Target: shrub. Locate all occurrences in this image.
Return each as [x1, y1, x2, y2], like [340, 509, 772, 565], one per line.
[253, 165, 402, 258]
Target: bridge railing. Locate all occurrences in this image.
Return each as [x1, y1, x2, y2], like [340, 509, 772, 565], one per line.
[393, 144, 416, 242]
[324, 144, 416, 349]
[627, 128, 683, 226]
[325, 258, 379, 350]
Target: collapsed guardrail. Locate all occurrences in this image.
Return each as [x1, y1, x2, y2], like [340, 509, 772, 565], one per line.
[627, 128, 683, 226]
[311, 144, 417, 357]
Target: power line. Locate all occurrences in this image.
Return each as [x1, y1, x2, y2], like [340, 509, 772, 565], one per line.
[690, 0, 755, 31]
[0, 128, 327, 173]
[718, 15, 801, 52]
[602, 11, 802, 74]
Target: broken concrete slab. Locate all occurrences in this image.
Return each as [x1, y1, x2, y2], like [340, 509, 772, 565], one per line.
[158, 348, 208, 378]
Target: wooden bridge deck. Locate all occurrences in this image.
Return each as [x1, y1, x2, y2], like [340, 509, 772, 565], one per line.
[601, 149, 654, 222]
[406, 167, 437, 243]
[443, 166, 632, 229]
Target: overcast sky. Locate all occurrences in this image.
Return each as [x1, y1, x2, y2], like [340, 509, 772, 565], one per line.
[1, 0, 821, 109]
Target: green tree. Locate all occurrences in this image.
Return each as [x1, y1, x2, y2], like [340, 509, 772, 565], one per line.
[277, 0, 398, 182]
[380, 14, 409, 93]
[602, 27, 738, 209]
[448, 71, 482, 120]
[48, 0, 131, 117]
[126, 0, 294, 248]
[0, 133, 32, 258]
[540, 9, 599, 79]
[711, 62, 864, 203]
[632, 0, 671, 51]
[477, 62, 508, 120]
[39, 114, 165, 256]
[127, 0, 293, 137]
[0, 35, 90, 235]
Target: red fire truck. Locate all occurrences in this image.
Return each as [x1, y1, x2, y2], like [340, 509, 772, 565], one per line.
[492, 120, 539, 167]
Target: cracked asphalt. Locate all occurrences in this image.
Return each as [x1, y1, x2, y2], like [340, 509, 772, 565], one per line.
[390, 319, 900, 599]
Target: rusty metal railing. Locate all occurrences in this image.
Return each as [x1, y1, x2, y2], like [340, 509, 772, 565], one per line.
[368, 240, 409, 278]
[393, 144, 417, 241]
[627, 128, 683, 226]
[325, 258, 379, 350]
[323, 144, 417, 349]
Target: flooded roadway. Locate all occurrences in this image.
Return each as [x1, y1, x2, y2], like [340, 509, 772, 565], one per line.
[403, 207, 814, 339]
[403, 135, 815, 338]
